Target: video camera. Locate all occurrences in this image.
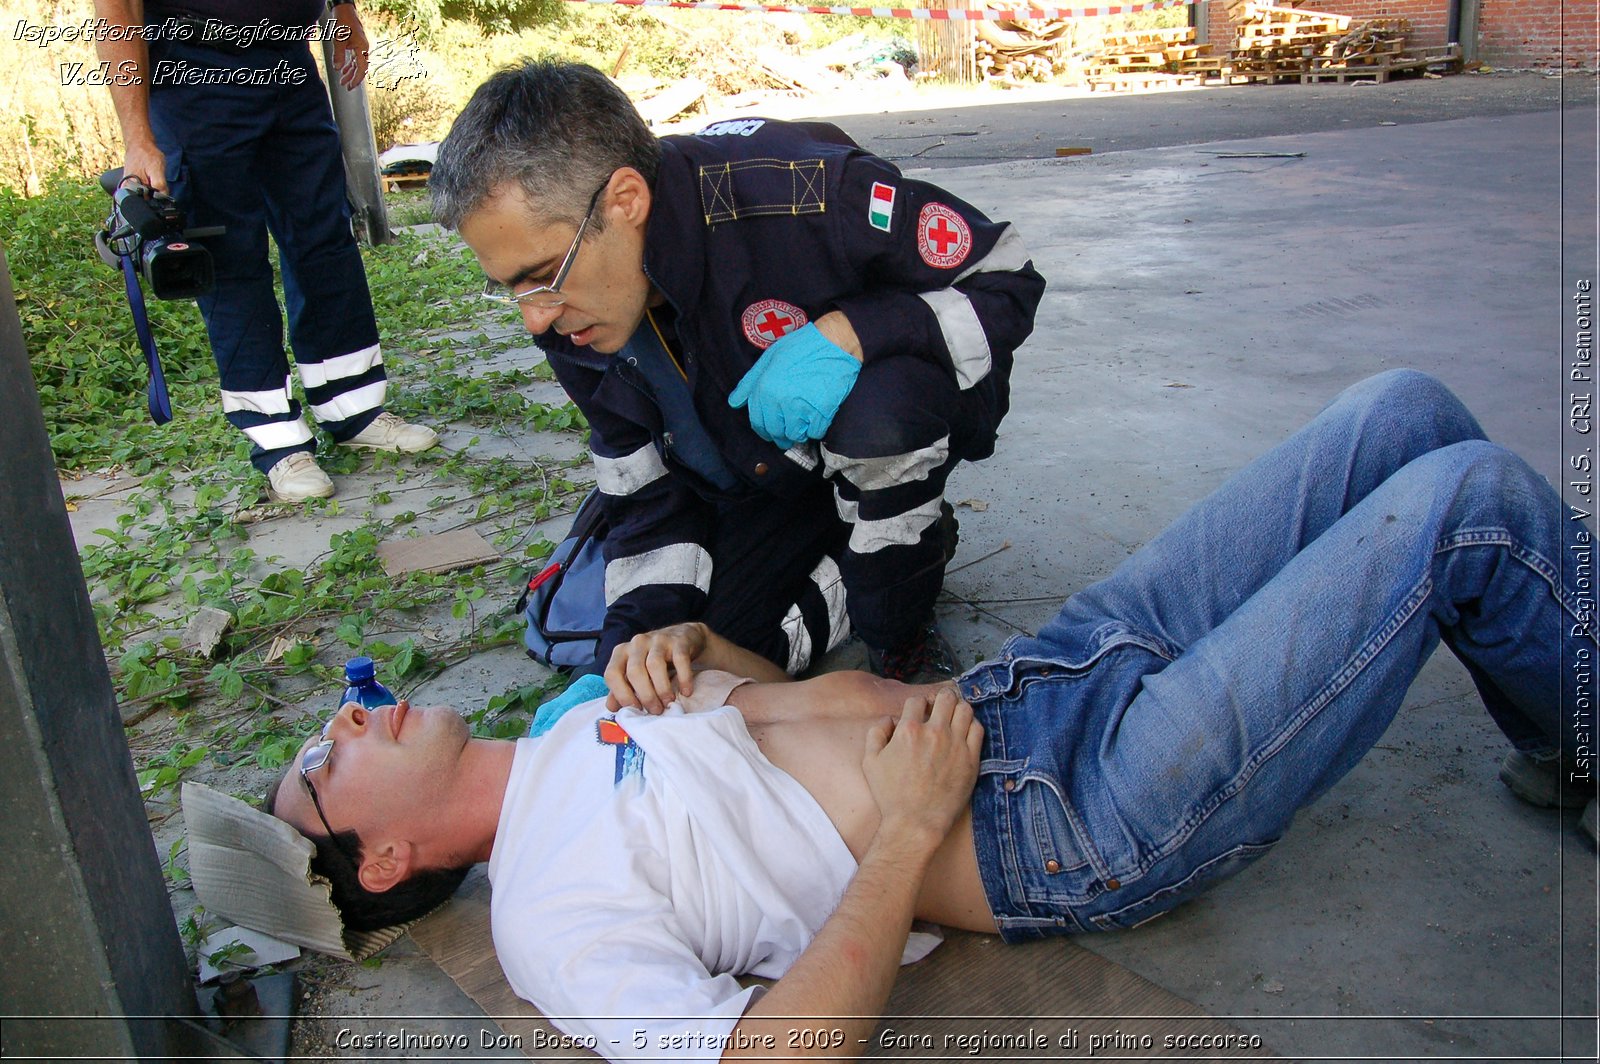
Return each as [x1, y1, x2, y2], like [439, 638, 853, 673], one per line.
[94, 167, 222, 300]
[93, 168, 228, 424]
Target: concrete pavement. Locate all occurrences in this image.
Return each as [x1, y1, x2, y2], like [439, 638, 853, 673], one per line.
[881, 103, 1597, 1060]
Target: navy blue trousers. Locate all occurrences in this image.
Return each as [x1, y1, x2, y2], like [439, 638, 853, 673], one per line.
[705, 355, 1000, 666]
[148, 38, 386, 472]
[700, 480, 853, 674]
[819, 355, 1002, 651]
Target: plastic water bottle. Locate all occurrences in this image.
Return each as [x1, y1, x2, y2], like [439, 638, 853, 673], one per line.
[340, 656, 396, 711]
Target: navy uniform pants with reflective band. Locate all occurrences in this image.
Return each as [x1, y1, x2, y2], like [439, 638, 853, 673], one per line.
[820, 355, 1002, 651]
[700, 480, 853, 676]
[961, 370, 1595, 939]
[147, 38, 385, 473]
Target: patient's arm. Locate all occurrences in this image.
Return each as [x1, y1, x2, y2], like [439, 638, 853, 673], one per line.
[605, 622, 790, 712]
[721, 687, 983, 1061]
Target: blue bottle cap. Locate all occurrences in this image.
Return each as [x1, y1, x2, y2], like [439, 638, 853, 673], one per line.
[345, 656, 376, 683]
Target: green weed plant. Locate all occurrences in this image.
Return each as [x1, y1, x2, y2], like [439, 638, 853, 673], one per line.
[6, 175, 589, 805]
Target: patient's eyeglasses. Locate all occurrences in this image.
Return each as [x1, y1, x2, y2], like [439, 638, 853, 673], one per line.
[480, 175, 613, 310]
[300, 720, 360, 865]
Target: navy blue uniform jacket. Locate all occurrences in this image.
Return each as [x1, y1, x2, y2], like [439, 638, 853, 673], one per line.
[535, 118, 1046, 661]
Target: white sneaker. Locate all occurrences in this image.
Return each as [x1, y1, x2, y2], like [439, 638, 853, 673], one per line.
[341, 411, 439, 453]
[267, 451, 335, 502]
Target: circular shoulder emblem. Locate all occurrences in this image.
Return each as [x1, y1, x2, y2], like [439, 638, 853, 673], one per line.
[917, 203, 972, 269]
[741, 299, 809, 350]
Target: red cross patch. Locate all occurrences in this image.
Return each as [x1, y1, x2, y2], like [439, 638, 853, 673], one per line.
[917, 203, 972, 269]
[740, 299, 809, 350]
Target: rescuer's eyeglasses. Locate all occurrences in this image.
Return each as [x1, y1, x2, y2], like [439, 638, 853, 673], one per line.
[480, 176, 611, 310]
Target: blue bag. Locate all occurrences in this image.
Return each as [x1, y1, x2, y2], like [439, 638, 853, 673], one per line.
[517, 490, 608, 670]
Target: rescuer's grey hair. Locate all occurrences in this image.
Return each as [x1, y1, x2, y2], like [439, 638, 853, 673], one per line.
[431, 59, 661, 232]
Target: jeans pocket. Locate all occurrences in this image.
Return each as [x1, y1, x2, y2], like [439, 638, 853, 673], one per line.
[1014, 773, 1098, 894]
[1086, 839, 1281, 931]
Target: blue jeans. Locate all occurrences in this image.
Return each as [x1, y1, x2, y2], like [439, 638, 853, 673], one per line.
[960, 370, 1595, 940]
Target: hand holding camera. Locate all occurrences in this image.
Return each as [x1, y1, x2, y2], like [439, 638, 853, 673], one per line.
[92, 166, 226, 424]
[119, 140, 167, 195]
[94, 166, 221, 301]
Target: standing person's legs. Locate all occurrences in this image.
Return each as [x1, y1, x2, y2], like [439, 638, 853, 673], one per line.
[256, 46, 387, 444]
[148, 47, 314, 476]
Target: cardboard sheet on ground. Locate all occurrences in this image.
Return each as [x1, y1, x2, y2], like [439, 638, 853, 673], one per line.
[411, 867, 1280, 1062]
[376, 528, 500, 577]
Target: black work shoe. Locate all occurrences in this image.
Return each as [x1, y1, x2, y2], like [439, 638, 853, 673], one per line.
[866, 616, 959, 685]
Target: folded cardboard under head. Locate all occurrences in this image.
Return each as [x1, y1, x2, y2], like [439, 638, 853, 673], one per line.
[181, 781, 412, 961]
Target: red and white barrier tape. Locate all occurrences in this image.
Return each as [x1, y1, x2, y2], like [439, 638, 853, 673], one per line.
[563, 0, 1197, 21]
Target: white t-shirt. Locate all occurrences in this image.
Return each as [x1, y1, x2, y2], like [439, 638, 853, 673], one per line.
[486, 687, 937, 1062]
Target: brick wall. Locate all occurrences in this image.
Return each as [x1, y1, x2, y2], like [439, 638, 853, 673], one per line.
[1480, 0, 1598, 69]
[1204, 2, 1229, 45]
[1200, 1, 1597, 69]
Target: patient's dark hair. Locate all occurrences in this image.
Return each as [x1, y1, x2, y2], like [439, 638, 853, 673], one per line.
[265, 777, 471, 932]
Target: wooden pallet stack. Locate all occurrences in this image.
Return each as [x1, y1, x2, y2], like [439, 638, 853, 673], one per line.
[1084, 26, 1209, 92]
[974, 19, 1072, 84]
[1227, 1, 1351, 83]
[1329, 17, 1412, 62]
[1301, 17, 1464, 83]
[1176, 41, 1236, 83]
[1226, 3, 1463, 85]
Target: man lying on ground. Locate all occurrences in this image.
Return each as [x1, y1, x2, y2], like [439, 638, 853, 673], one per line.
[269, 370, 1594, 1062]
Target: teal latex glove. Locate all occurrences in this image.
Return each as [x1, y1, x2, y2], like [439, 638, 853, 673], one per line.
[728, 323, 862, 450]
[529, 672, 610, 737]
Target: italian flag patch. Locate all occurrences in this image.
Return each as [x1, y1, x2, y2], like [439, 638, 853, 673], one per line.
[868, 182, 895, 232]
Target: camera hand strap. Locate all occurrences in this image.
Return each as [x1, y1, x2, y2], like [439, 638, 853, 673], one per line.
[118, 253, 173, 425]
